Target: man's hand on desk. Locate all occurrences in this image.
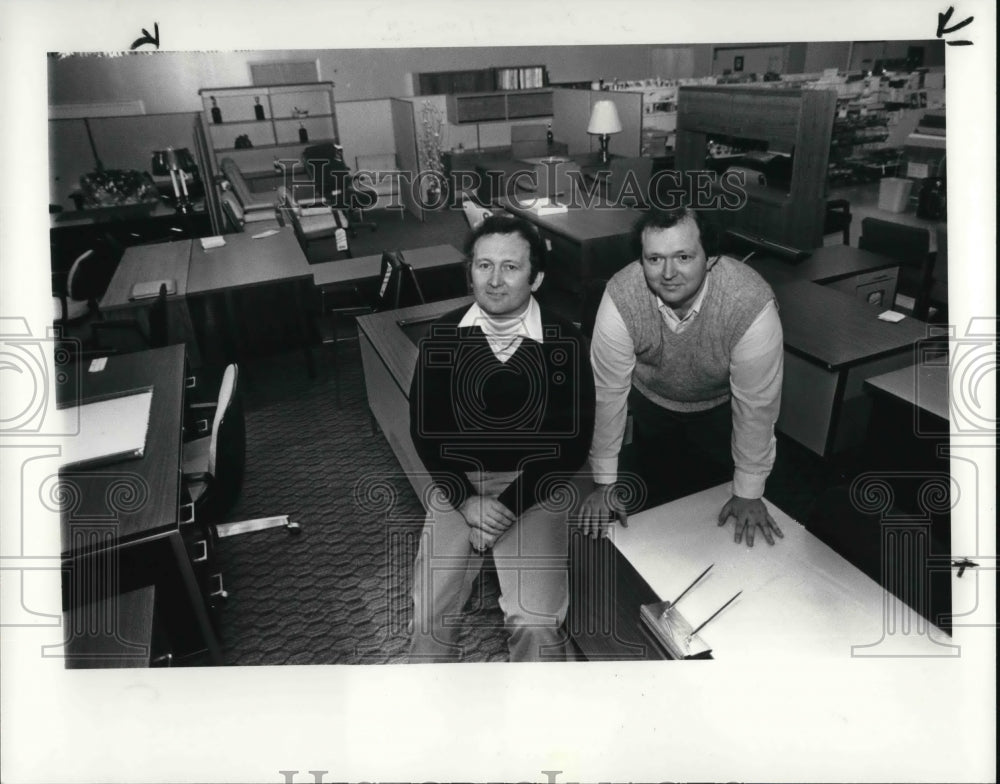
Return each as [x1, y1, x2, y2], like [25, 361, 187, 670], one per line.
[460, 495, 515, 551]
[718, 495, 784, 547]
[577, 483, 629, 539]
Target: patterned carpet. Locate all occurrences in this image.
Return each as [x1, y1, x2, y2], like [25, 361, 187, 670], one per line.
[209, 342, 511, 666]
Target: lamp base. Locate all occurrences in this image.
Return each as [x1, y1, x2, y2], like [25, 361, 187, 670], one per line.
[598, 135, 611, 165]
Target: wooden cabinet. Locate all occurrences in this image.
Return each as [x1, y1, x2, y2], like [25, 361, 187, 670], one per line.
[198, 82, 339, 180]
[676, 85, 836, 250]
[446, 90, 553, 124]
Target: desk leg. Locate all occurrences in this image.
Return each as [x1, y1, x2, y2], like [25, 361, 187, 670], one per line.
[167, 532, 223, 665]
[293, 279, 316, 379]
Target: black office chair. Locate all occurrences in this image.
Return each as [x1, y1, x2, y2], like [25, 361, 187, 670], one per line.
[315, 251, 426, 407]
[277, 185, 353, 264]
[301, 143, 376, 234]
[182, 364, 300, 544]
[823, 199, 852, 245]
[858, 217, 935, 319]
[927, 225, 948, 323]
[90, 283, 170, 354]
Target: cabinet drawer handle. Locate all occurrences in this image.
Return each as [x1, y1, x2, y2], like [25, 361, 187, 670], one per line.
[192, 539, 208, 563]
[185, 375, 197, 389]
[210, 573, 228, 599]
[152, 652, 174, 667]
[179, 502, 195, 526]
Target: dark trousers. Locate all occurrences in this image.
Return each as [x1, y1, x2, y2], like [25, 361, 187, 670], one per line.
[619, 388, 733, 510]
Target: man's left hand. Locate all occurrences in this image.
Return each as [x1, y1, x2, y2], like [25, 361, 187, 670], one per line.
[717, 495, 784, 547]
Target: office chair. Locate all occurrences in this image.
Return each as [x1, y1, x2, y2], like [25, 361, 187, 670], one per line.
[355, 153, 404, 221]
[182, 364, 300, 545]
[927, 225, 948, 323]
[301, 143, 375, 234]
[858, 217, 935, 319]
[90, 283, 170, 354]
[823, 199, 852, 245]
[461, 197, 492, 230]
[277, 185, 352, 263]
[315, 251, 426, 407]
[219, 190, 279, 233]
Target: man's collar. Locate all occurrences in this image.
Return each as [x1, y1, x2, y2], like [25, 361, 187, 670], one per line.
[459, 297, 544, 343]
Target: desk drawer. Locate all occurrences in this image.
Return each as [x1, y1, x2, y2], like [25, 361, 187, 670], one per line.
[827, 267, 899, 309]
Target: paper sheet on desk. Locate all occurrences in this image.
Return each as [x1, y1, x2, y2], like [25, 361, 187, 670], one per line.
[517, 197, 568, 216]
[878, 310, 907, 322]
[200, 235, 226, 250]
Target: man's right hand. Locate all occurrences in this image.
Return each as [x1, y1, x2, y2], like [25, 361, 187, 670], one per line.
[577, 483, 629, 539]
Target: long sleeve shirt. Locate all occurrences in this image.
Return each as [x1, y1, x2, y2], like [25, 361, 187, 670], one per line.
[588, 289, 783, 499]
[410, 301, 596, 517]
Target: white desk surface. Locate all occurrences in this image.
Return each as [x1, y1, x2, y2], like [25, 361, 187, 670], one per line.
[612, 484, 953, 659]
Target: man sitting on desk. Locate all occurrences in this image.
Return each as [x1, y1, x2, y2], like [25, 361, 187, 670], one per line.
[408, 215, 595, 662]
[579, 207, 785, 547]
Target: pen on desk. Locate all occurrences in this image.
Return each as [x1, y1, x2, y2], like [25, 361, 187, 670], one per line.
[741, 251, 755, 263]
[670, 564, 713, 607]
[687, 590, 742, 639]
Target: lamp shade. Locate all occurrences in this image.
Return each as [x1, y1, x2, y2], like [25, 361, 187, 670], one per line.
[587, 100, 623, 135]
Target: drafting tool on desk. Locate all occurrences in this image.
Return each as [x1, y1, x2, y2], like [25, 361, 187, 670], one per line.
[640, 564, 739, 659]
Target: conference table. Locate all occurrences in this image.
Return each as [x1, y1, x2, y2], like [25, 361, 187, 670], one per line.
[569, 483, 952, 660]
[56, 344, 223, 666]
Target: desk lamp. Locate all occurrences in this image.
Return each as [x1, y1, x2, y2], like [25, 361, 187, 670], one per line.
[151, 147, 196, 213]
[587, 100, 623, 165]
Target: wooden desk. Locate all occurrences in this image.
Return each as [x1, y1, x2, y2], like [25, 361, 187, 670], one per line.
[57, 345, 223, 664]
[772, 279, 929, 456]
[356, 296, 473, 500]
[311, 244, 465, 288]
[570, 483, 950, 660]
[101, 240, 192, 310]
[749, 245, 901, 308]
[186, 228, 310, 294]
[502, 199, 637, 296]
[186, 229, 315, 371]
[865, 360, 949, 424]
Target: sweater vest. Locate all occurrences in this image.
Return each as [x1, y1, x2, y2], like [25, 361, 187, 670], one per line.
[606, 257, 774, 411]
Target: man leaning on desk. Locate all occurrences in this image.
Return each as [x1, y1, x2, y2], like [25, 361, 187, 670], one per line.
[579, 207, 785, 547]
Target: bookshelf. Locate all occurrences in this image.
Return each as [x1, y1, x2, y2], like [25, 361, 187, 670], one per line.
[198, 82, 339, 190]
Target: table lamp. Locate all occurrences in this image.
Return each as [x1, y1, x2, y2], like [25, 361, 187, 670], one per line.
[151, 147, 197, 213]
[587, 100, 623, 165]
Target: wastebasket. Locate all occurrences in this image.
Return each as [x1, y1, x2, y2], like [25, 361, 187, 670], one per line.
[878, 177, 913, 213]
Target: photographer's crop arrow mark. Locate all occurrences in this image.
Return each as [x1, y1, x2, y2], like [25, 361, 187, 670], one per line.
[130, 23, 160, 51]
[936, 6, 973, 45]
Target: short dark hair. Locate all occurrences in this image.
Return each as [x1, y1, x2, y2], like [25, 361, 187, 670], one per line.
[631, 207, 722, 259]
[463, 214, 547, 280]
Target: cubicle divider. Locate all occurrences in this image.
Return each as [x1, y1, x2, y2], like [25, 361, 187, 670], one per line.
[390, 98, 422, 222]
[48, 112, 200, 208]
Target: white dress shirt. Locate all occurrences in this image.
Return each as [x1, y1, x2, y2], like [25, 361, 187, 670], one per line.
[458, 296, 544, 362]
[588, 272, 783, 499]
